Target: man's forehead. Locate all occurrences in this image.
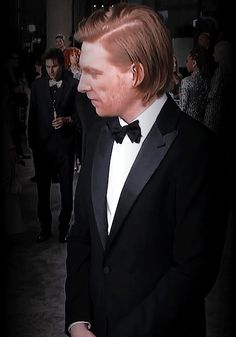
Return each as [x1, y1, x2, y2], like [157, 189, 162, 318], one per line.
[45, 59, 60, 65]
[80, 41, 109, 62]
[81, 40, 106, 54]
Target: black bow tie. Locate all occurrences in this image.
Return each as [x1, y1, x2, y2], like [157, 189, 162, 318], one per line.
[107, 119, 142, 144]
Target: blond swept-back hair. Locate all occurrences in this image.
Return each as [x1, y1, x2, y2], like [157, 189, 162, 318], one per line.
[76, 3, 173, 103]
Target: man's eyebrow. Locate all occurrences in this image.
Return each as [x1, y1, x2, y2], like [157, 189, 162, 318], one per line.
[82, 66, 103, 74]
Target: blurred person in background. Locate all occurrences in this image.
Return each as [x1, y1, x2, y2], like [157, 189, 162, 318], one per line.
[179, 47, 210, 123]
[55, 33, 66, 53]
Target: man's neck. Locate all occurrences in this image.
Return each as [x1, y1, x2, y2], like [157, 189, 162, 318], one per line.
[120, 96, 157, 124]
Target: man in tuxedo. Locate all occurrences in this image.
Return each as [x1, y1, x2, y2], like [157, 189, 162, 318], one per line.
[65, 3, 229, 337]
[28, 48, 78, 243]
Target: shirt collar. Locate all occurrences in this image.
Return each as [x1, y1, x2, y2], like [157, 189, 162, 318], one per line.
[119, 94, 167, 140]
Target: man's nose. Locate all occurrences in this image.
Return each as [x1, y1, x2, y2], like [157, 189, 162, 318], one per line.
[77, 81, 84, 93]
[77, 74, 90, 93]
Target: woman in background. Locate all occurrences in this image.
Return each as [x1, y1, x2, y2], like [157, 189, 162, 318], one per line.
[179, 47, 210, 123]
[64, 47, 81, 81]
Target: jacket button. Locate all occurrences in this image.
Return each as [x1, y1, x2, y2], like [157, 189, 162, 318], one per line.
[103, 266, 111, 274]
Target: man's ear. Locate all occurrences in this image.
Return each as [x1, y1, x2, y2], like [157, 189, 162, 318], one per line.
[130, 63, 144, 87]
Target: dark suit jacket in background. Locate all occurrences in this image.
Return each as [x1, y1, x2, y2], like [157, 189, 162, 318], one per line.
[28, 71, 79, 228]
[65, 97, 229, 337]
[28, 70, 78, 155]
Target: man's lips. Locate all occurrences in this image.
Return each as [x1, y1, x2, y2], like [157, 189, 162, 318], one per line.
[87, 96, 97, 101]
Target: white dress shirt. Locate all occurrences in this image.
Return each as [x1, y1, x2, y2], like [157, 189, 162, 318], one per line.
[107, 94, 167, 234]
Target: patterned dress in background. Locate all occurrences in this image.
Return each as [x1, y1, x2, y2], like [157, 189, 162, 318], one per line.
[179, 71, 209, 123]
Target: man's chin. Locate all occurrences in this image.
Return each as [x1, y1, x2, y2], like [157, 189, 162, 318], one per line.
[92, 103, 101, 115]
[95, 109, 105, 117]
[92, 104, 114, 118]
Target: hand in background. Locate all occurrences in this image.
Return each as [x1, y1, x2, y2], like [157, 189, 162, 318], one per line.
[70, 323, 97, 337]
[52, 116, 71, 129]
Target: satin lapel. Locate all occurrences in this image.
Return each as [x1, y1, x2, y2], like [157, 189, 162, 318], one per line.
[107, 123, 178, 248]
[91, 124, 114, 250]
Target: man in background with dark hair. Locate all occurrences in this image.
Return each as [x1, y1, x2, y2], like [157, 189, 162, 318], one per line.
[28, 48, 78, 243]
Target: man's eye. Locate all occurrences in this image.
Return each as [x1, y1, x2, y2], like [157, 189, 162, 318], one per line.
[91, 73, 98, 78]
[90, 71, 101, 78]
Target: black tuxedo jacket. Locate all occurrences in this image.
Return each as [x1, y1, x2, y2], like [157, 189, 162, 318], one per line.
[28, 71, 78, 154]
[65, 97, 229, 337]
